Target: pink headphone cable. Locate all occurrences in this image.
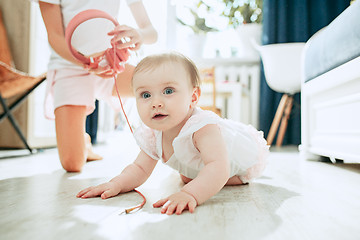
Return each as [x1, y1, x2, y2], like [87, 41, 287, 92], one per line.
[111, 43, 133, 134]
[65, 9, 145, 214]
[112, 46, 144, 214]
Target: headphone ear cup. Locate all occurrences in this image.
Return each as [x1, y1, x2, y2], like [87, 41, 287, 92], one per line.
[104, 48, 115, 69]
[116, 48, 130, 62]
[105, 47, 129, 73]
[114, 48, 125, 72]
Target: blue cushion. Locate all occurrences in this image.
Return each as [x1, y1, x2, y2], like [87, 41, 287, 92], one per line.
[304, 1, 360, 82]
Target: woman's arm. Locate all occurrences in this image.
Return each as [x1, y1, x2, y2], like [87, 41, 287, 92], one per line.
[129, 1, 158, 44]
[39, 2, 81, 65]
[77, 150, 158, 199]
[108, 1, 158, 50]
[39, 2, 117, 78]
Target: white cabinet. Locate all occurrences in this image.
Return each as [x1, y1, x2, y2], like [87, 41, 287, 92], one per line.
[300, 57, 360, 163]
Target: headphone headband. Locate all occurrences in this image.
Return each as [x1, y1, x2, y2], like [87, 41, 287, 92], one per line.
[65, 9, 119, 65]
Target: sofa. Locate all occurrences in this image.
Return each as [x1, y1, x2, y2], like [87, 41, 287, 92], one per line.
[300, 1, 360, 163]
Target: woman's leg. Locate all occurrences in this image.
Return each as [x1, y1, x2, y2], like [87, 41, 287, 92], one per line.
[84, 133, 103, 161]
[112, 64, 135, 97]
[55, 105, 101, 172]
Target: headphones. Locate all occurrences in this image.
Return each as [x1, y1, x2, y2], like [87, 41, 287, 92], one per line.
[65, 9, 130, 73]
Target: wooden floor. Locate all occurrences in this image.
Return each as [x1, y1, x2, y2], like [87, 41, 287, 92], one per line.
[1, 131, 360, 240]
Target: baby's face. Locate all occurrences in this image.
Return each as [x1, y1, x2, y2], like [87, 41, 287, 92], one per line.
[132, 62, 196, 132]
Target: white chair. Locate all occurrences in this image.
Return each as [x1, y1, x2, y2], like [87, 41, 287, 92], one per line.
[198, 66, 222, 116]
[254, 42, 305, 146]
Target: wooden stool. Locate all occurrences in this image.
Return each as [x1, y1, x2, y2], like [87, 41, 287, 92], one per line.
[266, 93, 294, 146]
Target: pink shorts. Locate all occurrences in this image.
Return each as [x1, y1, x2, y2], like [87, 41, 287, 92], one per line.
[44, 68, 116, 120]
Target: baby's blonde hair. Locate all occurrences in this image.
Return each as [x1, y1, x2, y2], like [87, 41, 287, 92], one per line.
[132, 52, 200, 88]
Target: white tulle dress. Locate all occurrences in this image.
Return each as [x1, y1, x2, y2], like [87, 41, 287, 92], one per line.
[133, 107, 269, 183]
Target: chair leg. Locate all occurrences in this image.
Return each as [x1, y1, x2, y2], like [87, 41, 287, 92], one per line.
[276, 95, 294, 146]
[266, 94, 289, 146]
[0, 96, 32, 153]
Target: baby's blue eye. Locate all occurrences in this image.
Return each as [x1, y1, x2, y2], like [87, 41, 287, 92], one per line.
[164, 88, 174, 95]
[141, 92, 151, 99]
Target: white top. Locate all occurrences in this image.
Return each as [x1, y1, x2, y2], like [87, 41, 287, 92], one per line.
[37, 0, 141, 70]
[134, 108, 269, 183]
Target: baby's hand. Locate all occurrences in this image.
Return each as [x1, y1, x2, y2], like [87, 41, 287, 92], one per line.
[153, 191, 197, 215]
[76, 182, 121, 199]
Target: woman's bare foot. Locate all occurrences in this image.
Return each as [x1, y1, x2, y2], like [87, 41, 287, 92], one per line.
[85, 133, 103, 161]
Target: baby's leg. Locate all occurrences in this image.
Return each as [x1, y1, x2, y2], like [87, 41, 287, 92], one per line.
[55, 105, 102, 172]
[225, 176, 244, 185]
[180, 174, 244, 185]
[180, 174, 192, 184]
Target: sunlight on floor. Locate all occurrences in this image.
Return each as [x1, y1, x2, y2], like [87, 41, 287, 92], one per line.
[1, 130, 360, 240]
[98, 211, 169, 233]
[73, 204, 124, 224]
[73, 204, 169, 240]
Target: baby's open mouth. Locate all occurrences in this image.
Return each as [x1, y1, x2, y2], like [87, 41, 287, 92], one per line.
[152, 113, 168, 120]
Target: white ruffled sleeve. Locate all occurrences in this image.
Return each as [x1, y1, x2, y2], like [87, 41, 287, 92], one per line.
[177, 108, 221, 137]
[133, 123, 161, 161]
[172, 108, 221, 166]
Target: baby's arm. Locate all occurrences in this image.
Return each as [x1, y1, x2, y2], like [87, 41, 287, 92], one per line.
[77, 150, 157, 199]
[153, 124, 230, 214]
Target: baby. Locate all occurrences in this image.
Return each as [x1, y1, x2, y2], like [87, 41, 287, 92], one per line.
[77, 52, 269, 215]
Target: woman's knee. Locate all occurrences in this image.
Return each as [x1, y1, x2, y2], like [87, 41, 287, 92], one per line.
[59, 152, 86, 172]
[54, 105, 87, 172]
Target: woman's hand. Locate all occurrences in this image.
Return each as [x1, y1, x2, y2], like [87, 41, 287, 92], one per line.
[153, 191, 198, 215]
[76, 182, 121, 199]
[108, 25, 143, 51]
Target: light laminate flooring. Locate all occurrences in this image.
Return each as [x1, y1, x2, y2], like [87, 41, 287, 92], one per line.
[1, 131, 360, 240]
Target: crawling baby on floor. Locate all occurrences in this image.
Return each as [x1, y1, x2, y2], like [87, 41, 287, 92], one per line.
[77, 52, 269, 215]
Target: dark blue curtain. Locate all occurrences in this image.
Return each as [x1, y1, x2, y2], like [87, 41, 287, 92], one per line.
[260, 0, 350, 145]
[86, 100, 99, 144]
